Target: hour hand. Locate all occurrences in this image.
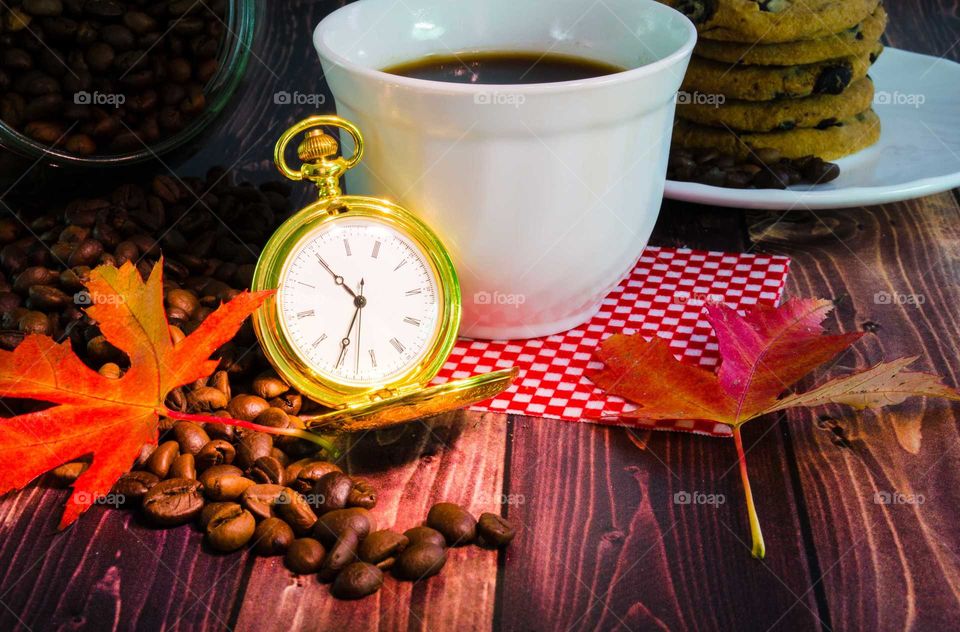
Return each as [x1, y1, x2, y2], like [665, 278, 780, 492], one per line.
[317, 255, 357, 298]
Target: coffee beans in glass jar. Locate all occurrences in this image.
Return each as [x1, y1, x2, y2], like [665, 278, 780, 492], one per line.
[0, 0, 230, 156]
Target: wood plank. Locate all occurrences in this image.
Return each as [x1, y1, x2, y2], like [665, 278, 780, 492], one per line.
[499, 414, 822, 632]
[748, 192, 960, 630]
[498, 204, 823, 631]
[232, 411, 506, 632]
[0, 482, 247, 630]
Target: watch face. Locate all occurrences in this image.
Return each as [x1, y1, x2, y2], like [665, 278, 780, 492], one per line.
[277, 216, 442, 385]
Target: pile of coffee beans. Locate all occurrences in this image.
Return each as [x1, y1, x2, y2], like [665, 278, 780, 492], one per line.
[0, 0, 227, 155]
[667, 147, 841, 189]
[107, 416, 513, 600]
[6, 167, 515, 600]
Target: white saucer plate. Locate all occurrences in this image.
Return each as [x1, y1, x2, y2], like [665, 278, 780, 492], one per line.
[663, 48, 960, 210]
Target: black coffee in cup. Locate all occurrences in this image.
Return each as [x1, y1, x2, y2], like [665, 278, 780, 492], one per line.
[382, 51, 625, 84]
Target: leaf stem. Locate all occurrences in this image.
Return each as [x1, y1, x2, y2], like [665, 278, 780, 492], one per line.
[733, 425, 765, 559]
[161, 409, 339, 457]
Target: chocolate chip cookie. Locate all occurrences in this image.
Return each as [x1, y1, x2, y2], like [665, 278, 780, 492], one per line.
[694, 5, 888, 65]
[679, 77, 875, 132]
[661, 0, 880, 44]
[681, 45, 882, 101]
[673, 109, 881, 160]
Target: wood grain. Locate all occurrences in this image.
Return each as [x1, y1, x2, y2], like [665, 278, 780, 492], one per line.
[751, 192, 960, 631]
[232, 412, 507, 632]
[499, 414, 822, 632]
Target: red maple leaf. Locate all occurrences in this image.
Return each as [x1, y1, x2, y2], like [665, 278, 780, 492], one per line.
[590, 298, 960, 557]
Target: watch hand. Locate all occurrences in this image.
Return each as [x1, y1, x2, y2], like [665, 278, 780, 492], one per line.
[336, 304, 361, 369]
[317, 255, 357, 298]
[354, 279, 364, 373]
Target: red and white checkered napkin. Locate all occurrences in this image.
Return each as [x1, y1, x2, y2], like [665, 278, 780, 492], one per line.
[430, 246, 791, 437]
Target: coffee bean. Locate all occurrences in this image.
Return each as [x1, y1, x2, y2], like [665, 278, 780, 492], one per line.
[249, 456, 285, 485]
[17, 310, 50, 334]
[169, 453, 196, 480]
[252, 372, 289, 399]
[252, 407, 289, 429]
[312, 472, 352, 513]
[252, 517, 294, 556]
[100, 24, 134, 50]
[199, 464, 253, 501]
[239, 483, 285, 520]
[318, 529, 360, 582]
[476, 513, 515, 547]
[313, 508, 373, 547]
[227, 394, 270, 421]
[171, 421, 209, 455]
[26, 284, 70, 310]
[347, 478, 377, 510]
[359, 530, 409, 566]
[142, 477, 204, 526]
[23, 0, 63, 18]
[287, 459, 341, 495]
[275, 487, 317, 536]
[64, 134, 95, 155]
[15, 266, 57, 291]
[187, 386, 228, 412]
[403, 526, 447, 549]
[235, 431, 273, 469]
[332, 562, 383, 599]
[195, 439, 235, 471]
[84, 0, 123, 18]
[394, 543, 447, 580]
[285, 538, 325, 574]
[205, 503, 255, 552]
[110, 470, 158, 504]
[145, 440, 179, 478]
[48, 459, 89, 486]
[269, 392, 302, 415]
[199, 501, 236, 529]
[427, 503, 477, 546]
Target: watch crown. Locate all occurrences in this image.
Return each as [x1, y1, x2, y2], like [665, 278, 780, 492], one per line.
[298, 129, 339, 163]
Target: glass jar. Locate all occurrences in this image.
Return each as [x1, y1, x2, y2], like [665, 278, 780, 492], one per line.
[0, 0, 256, 181]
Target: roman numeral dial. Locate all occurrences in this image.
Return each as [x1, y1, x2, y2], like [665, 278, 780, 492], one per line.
[276, 217, 441, 385]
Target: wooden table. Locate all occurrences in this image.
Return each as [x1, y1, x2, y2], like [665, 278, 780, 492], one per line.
[2, 2, 960, 630]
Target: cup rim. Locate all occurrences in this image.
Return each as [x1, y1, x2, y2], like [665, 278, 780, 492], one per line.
[313, 0, 697, 95]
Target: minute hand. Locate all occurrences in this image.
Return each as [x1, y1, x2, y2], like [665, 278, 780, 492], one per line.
[316, 255, 357, 299]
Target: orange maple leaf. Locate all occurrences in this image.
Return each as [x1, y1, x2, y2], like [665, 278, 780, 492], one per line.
[0, 261, 272, 528]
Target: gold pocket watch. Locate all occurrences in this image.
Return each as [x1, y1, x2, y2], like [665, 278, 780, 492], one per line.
[252, 116, 516, 434]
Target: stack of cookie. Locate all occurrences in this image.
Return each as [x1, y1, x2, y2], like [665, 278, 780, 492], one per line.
[663, 0, 887, 162]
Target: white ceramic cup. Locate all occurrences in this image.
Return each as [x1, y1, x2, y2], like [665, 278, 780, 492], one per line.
[314, 0, 696, 339]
